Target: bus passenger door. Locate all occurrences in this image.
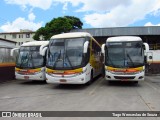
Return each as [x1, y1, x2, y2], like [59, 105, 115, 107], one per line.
[147, 52, 153, 64]
[146, 52, 153, 73]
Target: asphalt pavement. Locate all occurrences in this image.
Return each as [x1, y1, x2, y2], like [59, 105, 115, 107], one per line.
[0, 75, 160, 120]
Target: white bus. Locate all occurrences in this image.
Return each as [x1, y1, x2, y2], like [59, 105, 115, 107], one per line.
[40, 32, 102, 84]
[101, 36, 149, 83]
[145, 47, 160, 74]
[11, 41, 49, 81]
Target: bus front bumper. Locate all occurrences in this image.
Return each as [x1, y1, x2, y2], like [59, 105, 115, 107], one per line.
[46, 73, 88, 84]
[105, 71, 144, 81]
[15, 72, 46, 81]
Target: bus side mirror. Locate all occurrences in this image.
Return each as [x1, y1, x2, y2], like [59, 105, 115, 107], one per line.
[10, 48, 19, 56]
[101, 44, 105, 54]
[143, 43, 149, 56]
[83, 41, 89, 53]
[40, 47, 48, 56]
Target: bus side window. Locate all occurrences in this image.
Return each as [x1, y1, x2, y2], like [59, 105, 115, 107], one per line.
[92, 39, 101, 59]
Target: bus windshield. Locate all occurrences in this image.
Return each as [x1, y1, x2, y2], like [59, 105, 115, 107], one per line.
[47, 38, 85, 70]
[105, 41, 144, 68]
[16, 46, 44, 68]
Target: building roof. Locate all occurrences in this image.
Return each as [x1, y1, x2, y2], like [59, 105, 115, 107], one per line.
[0, 38, 16, 43]
[0, 31, 35, 34]
[71, 26, 160, 36]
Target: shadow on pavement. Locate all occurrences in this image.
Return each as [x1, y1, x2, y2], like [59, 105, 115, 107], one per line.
[103, 80, 141, 87]
[20, 80, 47, 85]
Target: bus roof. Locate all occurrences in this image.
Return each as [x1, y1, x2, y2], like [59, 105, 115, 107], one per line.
[21, 41, 49, 47]
[51, 32, 92, 39]
[107, 36, 142, 42]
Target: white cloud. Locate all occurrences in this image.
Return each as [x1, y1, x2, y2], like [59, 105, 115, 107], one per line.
[78, 0, 131, 12]
[62, 2, 68, 11]
[4, 0, 53, 10]
[28, 12, 36, 21]
[83, 0, 160, 27]
[53, 0, 160, 28]
[145, 22, 160, 26]
[151, 9, 160, 17]
[53, 0, 130, 12]
[0, 14, 43, 32]
[53, 0, 82, 7]
[4, 0, 160, 28]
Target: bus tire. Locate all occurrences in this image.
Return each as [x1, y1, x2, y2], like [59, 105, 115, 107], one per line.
[86, 70, 93, 86]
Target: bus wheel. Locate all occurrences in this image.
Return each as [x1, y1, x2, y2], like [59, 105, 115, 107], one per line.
[86, 70, 93, 86]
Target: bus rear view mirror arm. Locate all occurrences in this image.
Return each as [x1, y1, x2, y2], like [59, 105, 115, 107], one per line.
[143, 42, 149, 52]
[83, 41, 89, 53]
[10, 48, 19, 56]
[143, 42, 149, 56]
[40, 47, 48, 56]
[101, 44, 105, 54]
[40, 44, 47, 54]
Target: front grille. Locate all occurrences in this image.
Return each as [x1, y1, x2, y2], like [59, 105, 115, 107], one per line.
[114, 76, 135, 79]
[17, 72, 34, 75]
[113, 72, 137, 75]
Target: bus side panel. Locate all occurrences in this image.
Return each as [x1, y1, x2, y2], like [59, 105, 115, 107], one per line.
[89, 38, 102, 78]
[147, 50, 160, 74]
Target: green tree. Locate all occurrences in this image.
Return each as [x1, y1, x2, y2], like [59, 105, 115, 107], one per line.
[33, 16, 83, 40]
[65, 16, 83, 29]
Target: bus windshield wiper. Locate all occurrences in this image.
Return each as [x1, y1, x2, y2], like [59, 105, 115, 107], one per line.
[126, 51, 135, 67]
[65, 51, 73, 69]
[29, 52, 34, 68]
[53, 50, 61, 68]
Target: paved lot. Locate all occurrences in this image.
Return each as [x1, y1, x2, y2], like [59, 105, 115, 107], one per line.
[0, 76, 160, 119]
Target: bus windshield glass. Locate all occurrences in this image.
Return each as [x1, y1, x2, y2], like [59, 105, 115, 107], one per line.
[105, 41, 144, 68]
[47, 38, 85, 69]
[16, 46, 44, 68]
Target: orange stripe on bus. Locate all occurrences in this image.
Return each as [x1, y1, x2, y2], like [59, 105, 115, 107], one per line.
[46, 68, 83, 75]
[0, 62, 15, 67]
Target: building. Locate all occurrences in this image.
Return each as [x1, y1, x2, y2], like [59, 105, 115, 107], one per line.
[0, 38, 16, 82]
[72, 26, 160, 47]
[0, 29, 38, 47]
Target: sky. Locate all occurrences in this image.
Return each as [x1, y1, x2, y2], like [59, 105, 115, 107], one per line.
[0, 0, 160, 32]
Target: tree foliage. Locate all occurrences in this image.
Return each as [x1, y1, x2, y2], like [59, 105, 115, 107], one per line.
[33, 16, 83, 40]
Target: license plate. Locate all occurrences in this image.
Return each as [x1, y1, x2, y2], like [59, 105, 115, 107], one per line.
[60, 79, 67, 83]
[24, 76, 29, 79]
[121, 79, 129, 81]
